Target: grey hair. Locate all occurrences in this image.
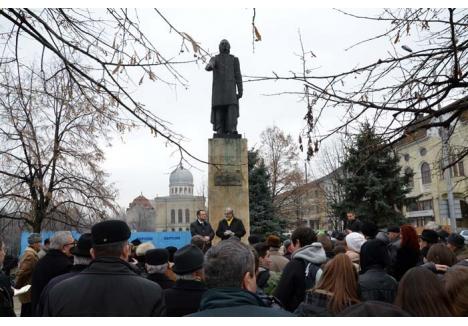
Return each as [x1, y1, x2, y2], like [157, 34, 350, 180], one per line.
[136, 242, 155, 257]
[50, 231, 73, 250]
[225, 207, 233, 214]
[204, 238, 254, 289]
[146, 263, 167, 274]
[73, 255, 92, 266]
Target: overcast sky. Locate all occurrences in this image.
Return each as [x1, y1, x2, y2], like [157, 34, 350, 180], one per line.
[94, 8, 401, 209]
[5, 5, 454, 209]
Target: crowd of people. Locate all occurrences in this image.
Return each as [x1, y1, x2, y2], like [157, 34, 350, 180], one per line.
[1, 208, 467, 317]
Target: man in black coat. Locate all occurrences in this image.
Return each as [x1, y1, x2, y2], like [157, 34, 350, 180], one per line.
[188, 239, 294, 317]
[43, 220, 166, 316]
[215, 207, 246, 241]
[163, 245, 207, 316]
[146, 249, 175, 290]
[31, 231, 74, 313]
[190, 209, 215, 249]
[345, 211, 363, 234]
[0, 239, 15, 317]
[36, 233, 93, 316]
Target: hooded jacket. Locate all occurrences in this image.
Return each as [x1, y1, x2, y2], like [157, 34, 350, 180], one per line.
[273, 243, 327, 312]
[188, 288, 294, 317]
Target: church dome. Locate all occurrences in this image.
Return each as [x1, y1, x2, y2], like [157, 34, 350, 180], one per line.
[169, 165, 194, 187]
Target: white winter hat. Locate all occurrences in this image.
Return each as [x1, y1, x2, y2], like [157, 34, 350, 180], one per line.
[345, 232, 366, 253]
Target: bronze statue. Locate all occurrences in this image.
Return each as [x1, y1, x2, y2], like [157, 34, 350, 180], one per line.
[205, 39, 243, 138]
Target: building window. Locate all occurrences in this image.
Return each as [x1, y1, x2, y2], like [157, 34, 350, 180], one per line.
[171, 209, 175, 224]
[185, 209, 190, 223]
[404, 153, 410, 162]
[178, 209, 183, 223]
[405, 167, 414, 188]
[186, 228, 189, 231]
[171, 228, 175, 232]
[179, 227, 183, 231]
[184, 187, 187, 194]
[452, 156, 465, 177]
[421, 162, 431, 184]
[420, 147, 427, 156]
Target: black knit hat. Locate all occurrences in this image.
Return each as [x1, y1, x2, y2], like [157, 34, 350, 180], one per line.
[447, 233, 465, 248]
[387, 226, 400, 233]
[91, 220, 131, 245]
[130, 239, 142, 246]
[172, 244, 204, 275]
[360, 239, 390, 272]
[420, 229, 439, 244]
[338, 301, 411, 317]
[145, 249, 169, 266]
[361, 222, 378, 238]
[70, 233, 92, 258]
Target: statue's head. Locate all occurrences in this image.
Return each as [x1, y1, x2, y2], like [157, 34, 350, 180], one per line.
[219, 39, 230, 54]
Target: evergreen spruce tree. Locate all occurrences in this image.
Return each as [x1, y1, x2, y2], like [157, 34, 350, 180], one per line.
[333, 123, 412, 227]
[248, 149, 283, 236]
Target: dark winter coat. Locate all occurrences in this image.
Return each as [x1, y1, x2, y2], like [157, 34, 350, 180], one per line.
[345, 219, 363, 233]
[31, 249, 72, 313]
[43, 257, 166, 316]
[187, 288, 294, 317]
[147, 272, 175, 290]
[36, 264, 89, 316]
[358, 267, 398, 303]
[190, 220, 215, 245]
[163, 279, 207, 316]
[0, 271, 15, 317]
[207, 53, 242, 107]
[388, 246, 421, 281]
[273, 243, 327, 312]
[294, 291, 334, 317]
[215, 217, 246, 240]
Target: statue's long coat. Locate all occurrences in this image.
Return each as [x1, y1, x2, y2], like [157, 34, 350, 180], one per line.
[207, 53, 243, 125]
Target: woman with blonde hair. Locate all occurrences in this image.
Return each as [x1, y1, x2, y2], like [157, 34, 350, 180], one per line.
[295, 253, 360, 316]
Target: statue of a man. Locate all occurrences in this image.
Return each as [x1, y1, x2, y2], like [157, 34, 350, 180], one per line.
[205, 39, 243, 137]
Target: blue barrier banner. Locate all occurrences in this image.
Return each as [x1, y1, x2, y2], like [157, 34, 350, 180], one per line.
[20, 231, 192, 256]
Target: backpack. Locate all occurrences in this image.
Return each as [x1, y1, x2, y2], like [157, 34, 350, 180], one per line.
[303, 260, 322, 291]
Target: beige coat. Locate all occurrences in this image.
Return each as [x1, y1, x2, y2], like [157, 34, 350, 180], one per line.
[269, 248, 289, 273]
[15, 246, 39, 304]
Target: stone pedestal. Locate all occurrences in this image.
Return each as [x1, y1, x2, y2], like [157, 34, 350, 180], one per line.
[208, 138, 250, 244]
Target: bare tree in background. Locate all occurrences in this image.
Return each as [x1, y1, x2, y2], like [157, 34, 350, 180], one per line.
[0, 8, 210, 165]
[259, 126, 305, 215]
[0, 62, 123, 232]
[246, 9, 468, 164]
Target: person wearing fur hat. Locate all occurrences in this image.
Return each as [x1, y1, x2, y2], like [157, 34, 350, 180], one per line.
[273, 227, 327, 312]
[15, 233, 41, 316]
[266, 235, 289, 272]
[36, 233, 94, 316]
[419, 229, 439, 260]
[163, 245, 207, 316]
[43, 220, 166, 316]
[146, 248, 175, 290]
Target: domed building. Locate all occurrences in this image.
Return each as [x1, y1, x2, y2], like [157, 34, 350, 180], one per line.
[126, 194, 156, 231]
[153, 165, 206, 231]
